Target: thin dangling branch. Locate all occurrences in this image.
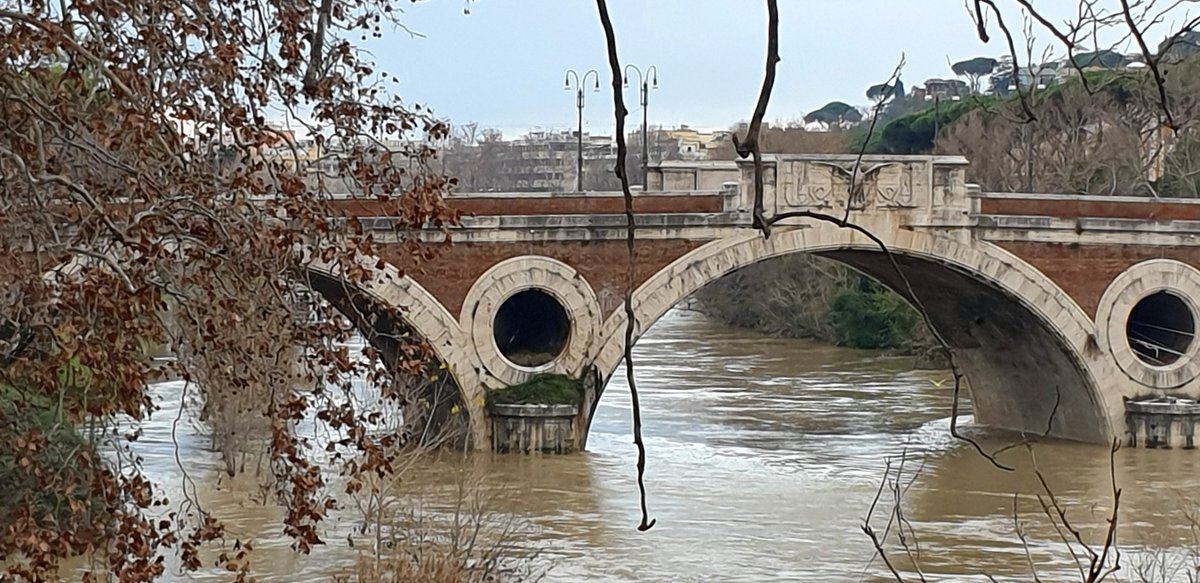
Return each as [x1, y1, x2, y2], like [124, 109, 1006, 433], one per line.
[594, 0, 656, 532]
[733, 0, 780, 236]
[840, 55, 904, 225]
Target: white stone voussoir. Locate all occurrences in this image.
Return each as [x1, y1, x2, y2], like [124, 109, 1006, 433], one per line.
[461, 255, 603, 388]
[589, 222, 1111, 440]
[1096, 259, 1200, 390]
[304, 257, 489, 447]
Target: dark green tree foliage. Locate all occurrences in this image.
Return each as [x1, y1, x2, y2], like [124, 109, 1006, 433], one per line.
[804, 101, 863, 127]
[828, 278, 919, 349]
[1074, 50, 1125, 69]
[866, 98, 988, 154]
[867, 82, 897, 102]
[951, 57, 998, 93]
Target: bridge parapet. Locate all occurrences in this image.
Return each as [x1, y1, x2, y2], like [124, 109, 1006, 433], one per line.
[731, 155, 973, 225]
[647, 160, 740, 192]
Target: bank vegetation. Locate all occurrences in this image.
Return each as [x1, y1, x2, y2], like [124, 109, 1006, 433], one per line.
[691, 255, 941, 363]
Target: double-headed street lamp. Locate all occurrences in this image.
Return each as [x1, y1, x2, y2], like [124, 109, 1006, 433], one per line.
[623, 64, 658, 189]
[564, 69, 600, 192]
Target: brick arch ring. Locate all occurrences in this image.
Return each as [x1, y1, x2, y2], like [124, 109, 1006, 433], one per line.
[586, 223, 1118, 442]
[1096, 259, 1200, 390]
[460, 256, 603, 387]
[305, 258, 463, 364]
[303, 258, 490, 442]
[592, 226, 1098, 374]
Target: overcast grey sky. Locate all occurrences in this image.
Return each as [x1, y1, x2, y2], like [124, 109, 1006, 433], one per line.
[372, 1, 1172, 136]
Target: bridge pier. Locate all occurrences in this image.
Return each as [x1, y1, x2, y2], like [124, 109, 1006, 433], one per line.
[489, 403, 580, 454]
[1126, 397, 1200, 449]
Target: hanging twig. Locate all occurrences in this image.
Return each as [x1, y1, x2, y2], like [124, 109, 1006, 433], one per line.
[842, 56, 905, 224]
[1012, 492, 1047, 583]
[732, 0, 780, 235]
[593, 0, 656, 532]
[991, 385, 1062, 457]
[1089, 439, 1123, 582]
[889, 450, 927, 582]
[1025, 440, 1123, 581]
[860, 449, 929, 582]
[764, 204, 1014, 470]
[970, 0, 1037, 122]
[1007, 0, 1101, 96]
[862, 454, 909, 582]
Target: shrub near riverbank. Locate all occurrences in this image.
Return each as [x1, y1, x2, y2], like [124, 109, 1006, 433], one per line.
[692, 255, 941, 362]
[0, 385, 108, 565]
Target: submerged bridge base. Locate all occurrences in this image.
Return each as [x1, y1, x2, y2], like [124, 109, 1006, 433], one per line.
[1126, 397, 1200, 449]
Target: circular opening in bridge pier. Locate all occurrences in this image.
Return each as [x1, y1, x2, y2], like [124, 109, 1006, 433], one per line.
[1126, 291, 1196, 366]
[493, 289, 571, 368]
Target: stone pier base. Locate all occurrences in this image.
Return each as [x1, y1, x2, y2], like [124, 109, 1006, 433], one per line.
[490, 403, 579, 454]
[1126, 397, 1200, 449]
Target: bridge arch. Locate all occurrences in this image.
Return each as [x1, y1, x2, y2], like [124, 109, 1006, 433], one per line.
[588, 223, 1114, 445]
[303, 260, 488, 443]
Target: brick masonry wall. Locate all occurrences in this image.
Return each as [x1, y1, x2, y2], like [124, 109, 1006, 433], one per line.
[327, 195, 722, 218]
[997, 241, 1200, 317]
[380, 239, 707, 317]
[981, 197, 1200, 221]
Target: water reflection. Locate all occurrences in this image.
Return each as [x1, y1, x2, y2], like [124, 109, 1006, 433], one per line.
[109, 309, 1200, 582]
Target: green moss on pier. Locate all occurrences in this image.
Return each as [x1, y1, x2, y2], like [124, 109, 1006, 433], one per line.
[487, 374, 583, 407]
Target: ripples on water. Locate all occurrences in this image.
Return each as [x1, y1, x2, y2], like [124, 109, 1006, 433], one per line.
[116, 310, 1200, 582]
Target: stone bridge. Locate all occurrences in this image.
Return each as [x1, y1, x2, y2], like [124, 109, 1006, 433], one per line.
[308, 154, 1200, 451]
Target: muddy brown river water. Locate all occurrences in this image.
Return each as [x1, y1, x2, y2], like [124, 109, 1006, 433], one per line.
[112, 310, 1200, 582]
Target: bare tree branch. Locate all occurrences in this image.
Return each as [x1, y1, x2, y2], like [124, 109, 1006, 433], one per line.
[732, 0, 780, 234]
[593, 0, 656, 533]
[842, 55, 905, 224]
[1119, 0, 1178, 128]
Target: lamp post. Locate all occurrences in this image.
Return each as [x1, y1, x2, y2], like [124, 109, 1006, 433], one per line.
[924, 93, 961, 151]
[564, 69, 600, 192]
[623, 64, 658, 189]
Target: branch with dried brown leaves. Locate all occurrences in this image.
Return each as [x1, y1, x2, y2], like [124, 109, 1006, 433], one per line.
[0, 0, 456, 579]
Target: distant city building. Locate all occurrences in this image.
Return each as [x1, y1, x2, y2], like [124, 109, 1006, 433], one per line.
[660, 125, 724, 160]
[501, 130, 583, 191]
[986, 55, 1058, 95]
[987, 52, 1148, 96]
[437, 129, 617, 192]
[912, 78, 970, 100]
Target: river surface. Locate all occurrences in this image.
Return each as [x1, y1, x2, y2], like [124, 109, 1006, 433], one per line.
[117, 310, 1200, 582]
